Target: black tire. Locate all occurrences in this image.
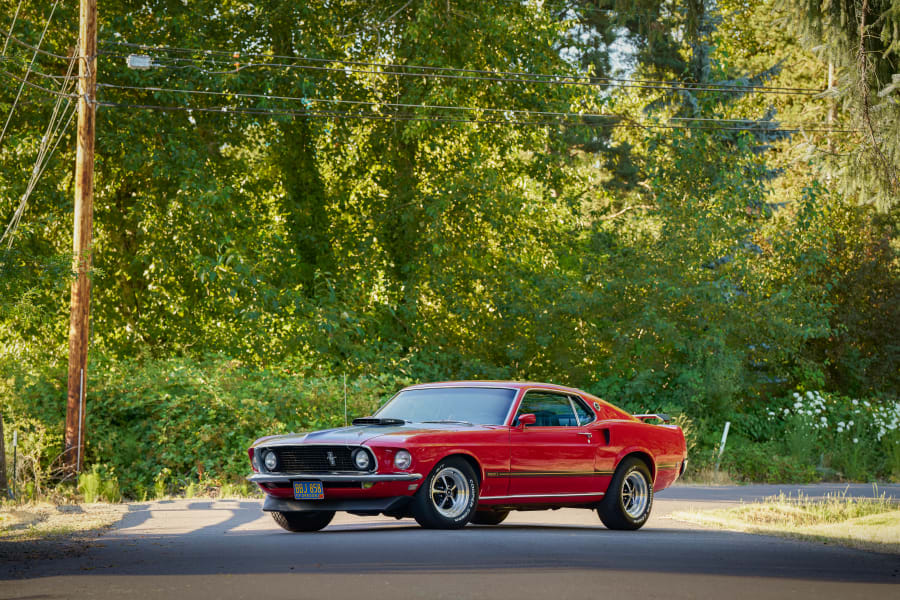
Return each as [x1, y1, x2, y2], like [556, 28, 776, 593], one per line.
[597, 457, 653, 531]
[471, 510, 509, 525]
[271, 510, 335, 532]
[411, 457, 479, 529]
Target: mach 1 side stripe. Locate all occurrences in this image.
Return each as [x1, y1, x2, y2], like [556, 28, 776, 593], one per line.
[484, 471, 615, 478]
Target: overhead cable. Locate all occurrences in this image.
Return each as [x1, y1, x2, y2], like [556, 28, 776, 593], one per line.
[95, 82, 855, 131]
[1, 31, 79, 249]
[0, 0, 62, 149]
[92, 100, 858, 134]
[1, 0, 25, 56]
[96, 42, 824, 96]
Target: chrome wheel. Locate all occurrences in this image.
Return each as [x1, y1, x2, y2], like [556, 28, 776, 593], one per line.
[621, 470, 650, 519]
[430, 466, 471, 519]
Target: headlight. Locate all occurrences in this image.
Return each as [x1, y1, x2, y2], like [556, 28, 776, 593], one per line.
[263, 450, 278, 471]
[352, 449, 372, 470]
[394, 450, 412, 470]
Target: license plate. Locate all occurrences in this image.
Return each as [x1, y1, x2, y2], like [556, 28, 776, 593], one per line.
[293, 481, 324, 500]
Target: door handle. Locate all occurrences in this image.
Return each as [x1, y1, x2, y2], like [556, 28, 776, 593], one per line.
[577, 432, 592, 441]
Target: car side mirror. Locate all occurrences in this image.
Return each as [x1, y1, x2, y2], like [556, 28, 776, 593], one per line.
[517, 413, 536, 429]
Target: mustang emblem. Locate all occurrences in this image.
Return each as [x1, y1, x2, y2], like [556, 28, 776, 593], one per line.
[326, 451, 336, 467]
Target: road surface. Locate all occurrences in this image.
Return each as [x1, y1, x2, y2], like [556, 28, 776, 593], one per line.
[2, 484, 897, 599]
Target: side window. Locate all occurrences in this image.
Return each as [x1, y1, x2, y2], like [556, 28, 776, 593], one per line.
[516, 392, 579, 426]
[570, 396, 595, 425]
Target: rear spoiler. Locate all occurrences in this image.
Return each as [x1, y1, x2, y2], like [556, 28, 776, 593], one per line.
[633, 413, 671, 423]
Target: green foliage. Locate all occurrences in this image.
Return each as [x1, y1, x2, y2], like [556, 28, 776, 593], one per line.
[781, 0, 900, 208]
[2, 356, 410, 498]
[77, 464, 121, 503]
[0, 0, 897, 490]
[722, 439, 820, 483]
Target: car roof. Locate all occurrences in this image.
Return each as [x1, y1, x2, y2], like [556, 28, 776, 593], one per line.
[402, 380, 586, 394]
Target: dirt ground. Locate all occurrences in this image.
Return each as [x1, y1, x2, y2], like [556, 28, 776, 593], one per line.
[0, 502, 127, 562]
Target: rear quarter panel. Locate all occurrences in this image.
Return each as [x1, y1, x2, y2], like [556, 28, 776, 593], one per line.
[599, 420, 686, 492]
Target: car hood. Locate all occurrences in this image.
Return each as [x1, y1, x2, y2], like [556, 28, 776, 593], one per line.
[252, 423, 498, 447]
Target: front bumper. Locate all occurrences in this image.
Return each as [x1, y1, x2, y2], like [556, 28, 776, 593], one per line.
[262, 494, 412, 515]
[247, 472, 422, 484]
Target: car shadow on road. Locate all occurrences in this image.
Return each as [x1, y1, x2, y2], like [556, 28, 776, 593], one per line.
[4, 519, 898, 584]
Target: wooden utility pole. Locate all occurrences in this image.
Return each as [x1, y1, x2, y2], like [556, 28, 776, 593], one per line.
[63, 0, 97, 475]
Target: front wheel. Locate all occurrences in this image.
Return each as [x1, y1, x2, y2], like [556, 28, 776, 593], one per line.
[597, 457, 653, 530]
[271, 510, 335, 532]
[411, 457, 479, 529]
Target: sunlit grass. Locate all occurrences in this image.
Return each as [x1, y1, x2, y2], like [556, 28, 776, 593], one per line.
[672, 490, 900, 554]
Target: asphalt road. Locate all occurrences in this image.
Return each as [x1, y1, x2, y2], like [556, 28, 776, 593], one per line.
[2, 484, 898, 600]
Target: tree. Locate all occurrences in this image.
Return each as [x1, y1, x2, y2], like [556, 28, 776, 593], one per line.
[782, 0, 900, 209]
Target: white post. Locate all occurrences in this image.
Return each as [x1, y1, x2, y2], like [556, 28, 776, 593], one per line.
[714, 421, 731, 472]
[343, 374, 348, 427]
[76, 368, 84, 472]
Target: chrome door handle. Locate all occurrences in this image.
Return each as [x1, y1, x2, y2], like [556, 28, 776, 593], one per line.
[577, 432, 592, 441]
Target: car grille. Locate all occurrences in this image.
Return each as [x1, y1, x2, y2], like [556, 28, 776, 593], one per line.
[269, 446, 360, 473]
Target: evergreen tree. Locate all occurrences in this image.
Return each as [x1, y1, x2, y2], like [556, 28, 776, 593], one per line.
[782, 0, 900, 209]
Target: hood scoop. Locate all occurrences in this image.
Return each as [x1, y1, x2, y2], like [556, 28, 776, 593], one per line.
[351, 417, 407, 426]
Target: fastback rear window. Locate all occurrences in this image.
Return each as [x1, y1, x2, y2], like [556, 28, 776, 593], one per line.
[376, 387, 517, 425]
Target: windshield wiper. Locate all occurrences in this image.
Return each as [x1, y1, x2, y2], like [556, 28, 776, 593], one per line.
[420, 420, 473, 426]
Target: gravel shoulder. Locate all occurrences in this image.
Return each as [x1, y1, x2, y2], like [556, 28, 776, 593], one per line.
[0, 502, 127, 562]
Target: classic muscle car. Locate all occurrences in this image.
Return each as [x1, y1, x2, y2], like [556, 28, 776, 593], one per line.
[247, 381, 687, 532]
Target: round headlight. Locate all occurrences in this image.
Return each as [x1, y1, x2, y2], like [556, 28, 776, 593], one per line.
[353, 449, 372, 470]
[394, 450, 412, 470]
[263, 450, 278, 471]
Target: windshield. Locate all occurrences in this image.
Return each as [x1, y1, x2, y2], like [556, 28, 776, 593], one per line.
[375, 387, 517, 425]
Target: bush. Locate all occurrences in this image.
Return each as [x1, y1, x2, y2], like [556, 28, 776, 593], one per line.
[3, 355, 412, 499]
[722, 440, 819, 483]
[77, 463, 121, 503]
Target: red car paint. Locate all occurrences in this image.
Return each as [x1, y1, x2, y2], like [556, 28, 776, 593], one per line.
[248, 381, 687, 511]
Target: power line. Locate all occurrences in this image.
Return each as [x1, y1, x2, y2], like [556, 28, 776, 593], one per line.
[1, 0, 25, 56]
[97, 42, 824, 96]
[93, 99, 858, 134]
[0, 0, 62, 149]
[2, 32, 78, 62]
[1, 35, 79, 249]
[0, 56, 83, 81]
[0, 67, 78, 98]
[95, 82, 856, 132]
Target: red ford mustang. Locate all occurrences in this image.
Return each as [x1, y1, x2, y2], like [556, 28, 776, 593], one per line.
[247, 381, 687, 532]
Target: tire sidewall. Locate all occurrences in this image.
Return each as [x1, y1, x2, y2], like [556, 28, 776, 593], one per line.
[421, 458, 478, 527]
[613, 462, 653, 527]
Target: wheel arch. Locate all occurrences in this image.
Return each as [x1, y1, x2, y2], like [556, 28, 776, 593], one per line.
[434, 450, 484, 484]
[616, 448, 656, 483]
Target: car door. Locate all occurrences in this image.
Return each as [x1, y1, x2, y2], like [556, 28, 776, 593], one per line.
[509, 390, 603, 497]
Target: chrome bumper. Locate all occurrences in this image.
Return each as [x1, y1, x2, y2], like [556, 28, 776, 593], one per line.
[247, 472, 423, 483]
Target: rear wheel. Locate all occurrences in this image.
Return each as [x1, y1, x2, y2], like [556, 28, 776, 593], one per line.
[597, 457, 653, 530]
[271, 510, 335, 532]
[472, 510, 509, 525]
[411, 457, 479, 529]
